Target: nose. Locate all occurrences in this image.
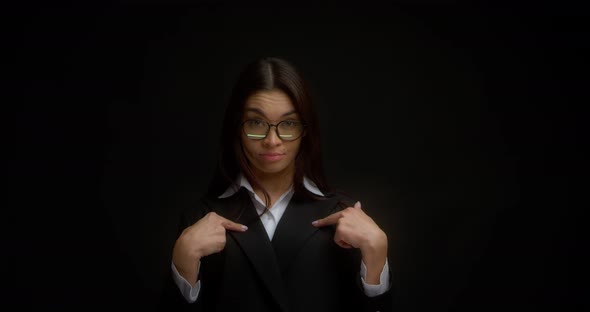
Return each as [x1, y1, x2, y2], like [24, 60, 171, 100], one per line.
[262, 125, 282, 147]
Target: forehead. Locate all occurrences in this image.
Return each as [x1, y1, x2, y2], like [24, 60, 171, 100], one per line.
[244, 89, 295, 115]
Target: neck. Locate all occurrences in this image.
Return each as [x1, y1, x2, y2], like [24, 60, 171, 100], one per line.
[251, 167, 295, 196]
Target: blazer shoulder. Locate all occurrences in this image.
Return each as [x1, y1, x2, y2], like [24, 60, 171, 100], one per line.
[172, 189, 215, 231]
[323, 190, 357, 210]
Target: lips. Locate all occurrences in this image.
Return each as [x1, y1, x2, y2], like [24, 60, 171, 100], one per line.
[259, 152, 285, 162]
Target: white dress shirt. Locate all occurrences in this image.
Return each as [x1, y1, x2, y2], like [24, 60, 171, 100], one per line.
[172, 174, 391, 303]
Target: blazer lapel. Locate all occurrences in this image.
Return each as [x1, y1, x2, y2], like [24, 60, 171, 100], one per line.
[211, 188, 290, 312]
[271, 196, 341, 275]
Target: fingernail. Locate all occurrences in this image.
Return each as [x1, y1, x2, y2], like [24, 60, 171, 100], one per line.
[311, 220, 318, 226]
[242, 225, 248, 231]
[355, 201, 362, 208]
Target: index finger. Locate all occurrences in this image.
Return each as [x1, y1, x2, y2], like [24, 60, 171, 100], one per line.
[220, 218, 248, 232]
[311, 211, 342, 227]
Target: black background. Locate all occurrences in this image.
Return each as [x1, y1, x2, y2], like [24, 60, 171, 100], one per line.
[8, 1, 585, 311]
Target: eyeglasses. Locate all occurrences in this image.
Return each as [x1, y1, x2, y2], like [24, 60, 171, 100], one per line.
[241, 119, 306, 141]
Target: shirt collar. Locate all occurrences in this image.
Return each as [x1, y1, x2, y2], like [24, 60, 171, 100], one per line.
[218, 173, 325, 198]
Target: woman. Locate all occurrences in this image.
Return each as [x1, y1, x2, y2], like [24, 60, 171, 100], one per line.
[159, 57, 392, 311]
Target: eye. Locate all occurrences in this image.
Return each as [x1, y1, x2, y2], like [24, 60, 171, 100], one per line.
[282, 120, 296, 127]
[246, 119, 266, 128]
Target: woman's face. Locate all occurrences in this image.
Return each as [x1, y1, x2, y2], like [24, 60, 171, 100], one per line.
[241, 89, 303, 177]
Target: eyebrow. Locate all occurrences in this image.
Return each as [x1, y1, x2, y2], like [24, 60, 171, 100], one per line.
[245, 107, 298, 118]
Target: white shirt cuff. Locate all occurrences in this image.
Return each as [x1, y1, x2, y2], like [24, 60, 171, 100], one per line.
[360, 258, 391, 297]
[171, 261, 201, 303]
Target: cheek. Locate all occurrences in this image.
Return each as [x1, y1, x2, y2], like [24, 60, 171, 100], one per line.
[290, 141, 302, 158]
[241, 137, 256, 160]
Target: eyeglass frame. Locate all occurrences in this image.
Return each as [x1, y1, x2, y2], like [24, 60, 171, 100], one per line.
[241, 119, 307, 141]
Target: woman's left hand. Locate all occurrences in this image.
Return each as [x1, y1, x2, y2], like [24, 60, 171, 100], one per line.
[312, 201, 388, 284]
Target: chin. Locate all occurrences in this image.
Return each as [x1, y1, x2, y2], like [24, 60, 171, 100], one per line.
[257, 165, 288, 175]
[253, 161, 292, 175]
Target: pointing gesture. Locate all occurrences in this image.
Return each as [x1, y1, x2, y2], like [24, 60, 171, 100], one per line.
[312, 201, 388, 284]
[173, 212, 248, 286]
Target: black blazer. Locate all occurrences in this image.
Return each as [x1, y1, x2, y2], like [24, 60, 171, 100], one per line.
[158, 188, 393, 312]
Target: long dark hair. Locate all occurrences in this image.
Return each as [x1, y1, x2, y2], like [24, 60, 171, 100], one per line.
[206, 57, 331, 213]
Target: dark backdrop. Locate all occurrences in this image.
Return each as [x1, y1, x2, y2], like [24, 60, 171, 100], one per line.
[9, 1, 584, 311]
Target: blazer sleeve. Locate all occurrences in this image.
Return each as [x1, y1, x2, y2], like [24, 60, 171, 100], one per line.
[356, 255, 394, 312]
[332, 192, 395, 312]
[156, 194, 210, 312]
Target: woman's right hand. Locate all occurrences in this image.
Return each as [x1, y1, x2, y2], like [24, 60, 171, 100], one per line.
[172, 211, 248, 286]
